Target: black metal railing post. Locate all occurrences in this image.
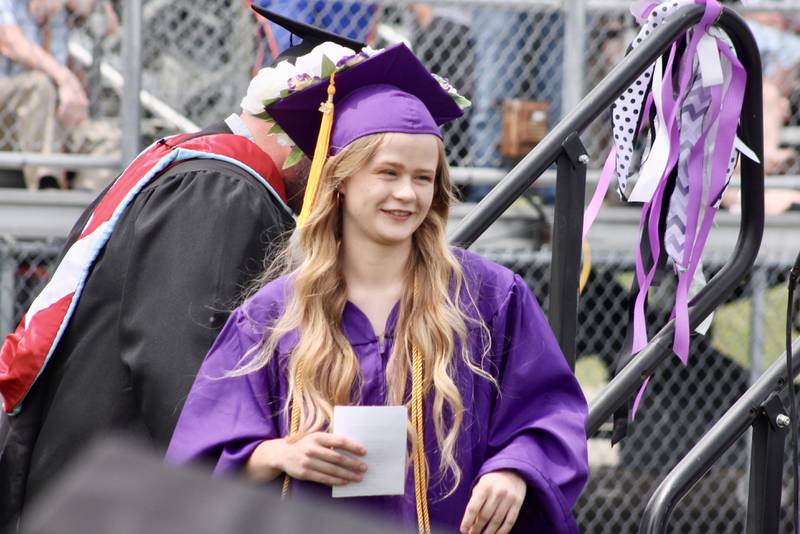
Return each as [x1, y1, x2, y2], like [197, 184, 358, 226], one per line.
[639, 340, 800, 534]
[747, 394, 790, 534]
[548, 133, 588, 370]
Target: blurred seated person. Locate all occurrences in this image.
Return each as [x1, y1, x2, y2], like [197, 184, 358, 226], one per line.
[410, 4, 473, 169]
[721, 186, 800, 216]
[745, 9, 800, 174]
[0, 0, 119, 191]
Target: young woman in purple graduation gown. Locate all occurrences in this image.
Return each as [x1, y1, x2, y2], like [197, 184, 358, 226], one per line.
[167, 42, 588, 534]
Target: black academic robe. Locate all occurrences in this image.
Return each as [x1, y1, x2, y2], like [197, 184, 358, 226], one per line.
[0, 123, 295, 530]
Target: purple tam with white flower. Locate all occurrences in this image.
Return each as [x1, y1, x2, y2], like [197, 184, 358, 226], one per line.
[267, 43, 465, 157]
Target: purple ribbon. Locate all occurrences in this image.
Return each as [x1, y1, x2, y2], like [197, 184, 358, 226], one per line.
[672, 43, 746, 358]
[583, 94, 653, 240]
[632, 0, 723, 356]
[632, 42, 681, 354]
[582, 0, 745, 419]
[582, 148, 616, 241]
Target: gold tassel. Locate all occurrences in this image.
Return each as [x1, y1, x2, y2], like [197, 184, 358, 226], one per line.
[411, 278, 431, 534]
[297, 71, 337, 226]
[282, 74, 337, 494]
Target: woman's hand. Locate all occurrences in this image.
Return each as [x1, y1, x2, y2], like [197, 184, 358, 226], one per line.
[460, 470, 527, 534]
[246, 432, 368, 487]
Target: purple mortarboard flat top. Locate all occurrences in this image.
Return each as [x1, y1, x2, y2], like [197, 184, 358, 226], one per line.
[327, 84, 442, 155]
[267, 43, 463, 157]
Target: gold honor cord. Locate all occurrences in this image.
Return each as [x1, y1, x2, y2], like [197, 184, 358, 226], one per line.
[579, 239, 591, 295]
[411, 276, 431, 533]
[281, 280, 431, 533]
[281, 358, 304, 498]
[297, 72, 337, 227]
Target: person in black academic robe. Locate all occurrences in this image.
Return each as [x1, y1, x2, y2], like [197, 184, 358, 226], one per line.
[0, 6, 367, 530]
[0, 118, 300, 529]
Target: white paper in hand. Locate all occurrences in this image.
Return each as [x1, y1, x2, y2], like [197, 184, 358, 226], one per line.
[332, 405, 407, 498]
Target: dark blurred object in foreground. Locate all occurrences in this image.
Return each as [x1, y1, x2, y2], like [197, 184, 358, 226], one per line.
[20, 436, 428, 534]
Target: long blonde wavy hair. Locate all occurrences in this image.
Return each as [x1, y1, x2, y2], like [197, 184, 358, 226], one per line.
[235, 132, 494, 493]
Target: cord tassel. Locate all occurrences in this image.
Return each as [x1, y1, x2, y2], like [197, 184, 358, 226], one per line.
[298, 72, 336, 226]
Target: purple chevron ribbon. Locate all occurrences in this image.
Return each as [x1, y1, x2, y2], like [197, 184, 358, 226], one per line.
[672, 43, 746, 361]
[665, 72, 709, 265]
[629, 0, 722, 357]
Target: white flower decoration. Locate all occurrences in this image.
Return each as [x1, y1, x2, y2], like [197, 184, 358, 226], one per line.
[240, 60, 297, 115]
[293, 42, 356, 79]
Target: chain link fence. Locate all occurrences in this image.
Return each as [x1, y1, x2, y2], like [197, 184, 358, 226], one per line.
[478, 247, 800, 533]
[4, 0, 800, 531]
[1, 236, 799, 531]
[3, 1, 800, 189]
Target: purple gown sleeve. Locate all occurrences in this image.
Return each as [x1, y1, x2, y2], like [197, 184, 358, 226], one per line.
[165, 307, 283, 476]
[475, 274, 588, 534]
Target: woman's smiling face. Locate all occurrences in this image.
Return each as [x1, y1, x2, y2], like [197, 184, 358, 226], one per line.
[340, 132, 439, 247]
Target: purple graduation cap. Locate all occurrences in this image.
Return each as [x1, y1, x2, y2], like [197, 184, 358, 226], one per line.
[267, 43, 466, 223]
[267, 43, 464, 157]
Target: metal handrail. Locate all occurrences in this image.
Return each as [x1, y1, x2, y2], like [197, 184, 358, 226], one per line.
[450, 5, 760, 247]
[449, 3, 764, 436]
[640, 339, 800, 533]
[449, 5, 767, 531]
[584, 5, 764, 434]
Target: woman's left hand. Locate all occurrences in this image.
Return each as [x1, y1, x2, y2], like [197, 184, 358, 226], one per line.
[459, 470, 527, 534]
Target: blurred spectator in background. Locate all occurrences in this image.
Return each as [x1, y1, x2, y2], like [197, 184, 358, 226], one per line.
[746, 9, 800, 174]
[0, 0, 119, 191]
[721, 186, 800, 215]
[469, 3, 524, 173]
[469, 6, 562, 171]
[463, 5, 563, 202]
[410, 3, 473, 166]
[252, 0, 377, 67]
[720, 8, 800, 215]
